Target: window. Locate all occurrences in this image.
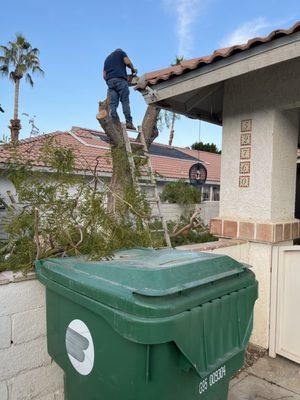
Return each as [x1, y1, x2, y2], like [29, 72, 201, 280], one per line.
[202, 186, 210, 201]
[213, 186, 220, 201]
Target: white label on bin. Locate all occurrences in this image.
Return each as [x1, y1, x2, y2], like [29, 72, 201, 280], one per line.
[198, 365, 226, 395]
[65, 319, 94, 375]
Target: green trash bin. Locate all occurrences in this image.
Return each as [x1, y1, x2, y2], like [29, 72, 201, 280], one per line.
[36, 248, 258, 400]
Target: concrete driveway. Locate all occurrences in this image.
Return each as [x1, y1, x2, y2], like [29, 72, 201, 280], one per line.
[229, 355, 300, 399]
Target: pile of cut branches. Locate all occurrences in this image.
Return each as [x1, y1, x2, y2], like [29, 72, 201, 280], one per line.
[169, 209, 217, 247]
[0, 138, 163, 272]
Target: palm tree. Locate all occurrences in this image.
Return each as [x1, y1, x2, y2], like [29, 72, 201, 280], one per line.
[0, 34, 43, 143]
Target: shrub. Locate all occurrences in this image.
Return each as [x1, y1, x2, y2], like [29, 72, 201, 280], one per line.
[161, 180, 201, 204]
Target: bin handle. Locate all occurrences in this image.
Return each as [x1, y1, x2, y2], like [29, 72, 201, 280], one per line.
[133, 269, 241, 297]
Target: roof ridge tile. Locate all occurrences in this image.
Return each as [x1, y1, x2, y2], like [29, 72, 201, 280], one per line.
[137, 20, 300, 89]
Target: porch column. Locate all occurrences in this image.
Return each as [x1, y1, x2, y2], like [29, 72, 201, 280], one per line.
[211, 109, 299, 243]
[210, 63, 300, 349]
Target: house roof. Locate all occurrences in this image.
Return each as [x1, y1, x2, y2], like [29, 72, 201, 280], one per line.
[0, 128, 221, 183]
[137, 21, 300, 89]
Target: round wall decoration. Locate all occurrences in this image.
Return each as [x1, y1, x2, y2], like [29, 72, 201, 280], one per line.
[189, 162, 207, 187]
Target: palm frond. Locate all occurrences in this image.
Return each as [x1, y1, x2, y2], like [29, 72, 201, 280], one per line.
[0, 34, 43, 85]
[25, 73, 34, 87]
[9, 71, 16, 81]
[0, 56, 9, 65]
[32, 65, 44, 75]
[29, 48, 40, 56]
[0, 65, 9, 76]
[0, 45, 9, 53]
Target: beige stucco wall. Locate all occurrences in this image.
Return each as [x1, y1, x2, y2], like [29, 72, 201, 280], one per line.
[220, 58, 300, 222]
[203, 240, 292, 350]
[216, 58, 300, 350]
[211, 242, 271, 348]
[151, 201, 219, 225]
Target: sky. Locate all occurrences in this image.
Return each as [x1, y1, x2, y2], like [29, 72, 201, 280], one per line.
[0, 0, 299, 149]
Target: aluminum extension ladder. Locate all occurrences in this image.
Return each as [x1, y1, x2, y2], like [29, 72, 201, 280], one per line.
[121, 123, 172, 248]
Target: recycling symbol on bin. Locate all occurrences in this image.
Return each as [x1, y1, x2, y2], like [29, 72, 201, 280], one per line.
[65, 319, 95, 375]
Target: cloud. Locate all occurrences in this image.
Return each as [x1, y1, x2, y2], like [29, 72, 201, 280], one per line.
[163, 0, 206, 58]
[220, 17, 271, 48]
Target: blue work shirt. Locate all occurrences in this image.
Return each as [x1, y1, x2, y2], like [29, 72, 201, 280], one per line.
[104, 49, 128, 81]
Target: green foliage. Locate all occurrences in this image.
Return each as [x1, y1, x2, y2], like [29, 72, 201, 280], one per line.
[161, 180, 201, 204]
[191, 141, 221, 154]
[157, 110, 180, 132]
[171, 56, 184, 66]
[0, 139, 163, 272]
[170, 224, 217, 247]
[0, 33, 43, 84]
[150, 215, 217, 247]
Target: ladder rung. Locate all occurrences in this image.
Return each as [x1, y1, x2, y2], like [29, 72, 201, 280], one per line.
[122, 122, 171, 248]
[125, 127, 138, 132]
[131, 141, 144, 147]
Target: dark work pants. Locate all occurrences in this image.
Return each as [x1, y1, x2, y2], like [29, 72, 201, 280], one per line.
[106, 78, 132, 123]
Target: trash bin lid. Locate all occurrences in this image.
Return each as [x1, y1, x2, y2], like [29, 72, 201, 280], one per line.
[36, 248, 252, 317]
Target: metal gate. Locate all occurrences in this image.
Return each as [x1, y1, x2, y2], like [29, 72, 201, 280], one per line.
[272, 246, 300, 363]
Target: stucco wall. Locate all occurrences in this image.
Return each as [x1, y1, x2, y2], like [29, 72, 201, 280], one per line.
[151, 201, 219, 225]
[0, 274, 64, 400]
[182, 240, 292, 350]
[210, 242, 272, 348]
[220, 58, 300, 222]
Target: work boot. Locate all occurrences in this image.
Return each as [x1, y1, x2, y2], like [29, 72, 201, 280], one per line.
[126, 121, 136, 130]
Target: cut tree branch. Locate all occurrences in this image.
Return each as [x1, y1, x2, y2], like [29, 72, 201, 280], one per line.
[171, 208, 208, 238]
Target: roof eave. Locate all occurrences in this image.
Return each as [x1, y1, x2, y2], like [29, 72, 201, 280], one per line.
[140, 32, 300, 124]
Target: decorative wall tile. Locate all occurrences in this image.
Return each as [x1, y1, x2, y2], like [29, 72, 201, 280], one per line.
[241, 119, 252, 132]
[239, 119, 252, 187]
[210, 219, 300, 243]
[292, 222, 299, 238]
[240, 147, 251, 160]
[275, 224, 283, 242]
[223, 220, 237, 238]
[240, 132, 252, 146]
[284, 223, 292, 240]
[239, 222, 255, 240]
[210, 219, 222, 236]
[240, 161, 251, 174]
[239, 176, 250, 188]
[256, 224, 273, 242]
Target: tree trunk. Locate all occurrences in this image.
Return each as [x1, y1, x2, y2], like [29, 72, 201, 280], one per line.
[139, 105, 160, 148]
[9, 79, 21, 144]
[96, 99, 132, 211]
[14, 79, 20, 120]
[168, 112, 176, 146]
[96, 99, 160, 211]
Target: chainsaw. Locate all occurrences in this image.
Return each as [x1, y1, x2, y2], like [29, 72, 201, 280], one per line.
[127, 70, 139, 87]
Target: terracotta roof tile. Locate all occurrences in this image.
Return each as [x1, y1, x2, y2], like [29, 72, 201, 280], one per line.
[0, 129, 221, 183]
[137, 21, 300, 89]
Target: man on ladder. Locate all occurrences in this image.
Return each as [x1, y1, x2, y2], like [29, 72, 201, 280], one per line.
[103, 49, 137, 130]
